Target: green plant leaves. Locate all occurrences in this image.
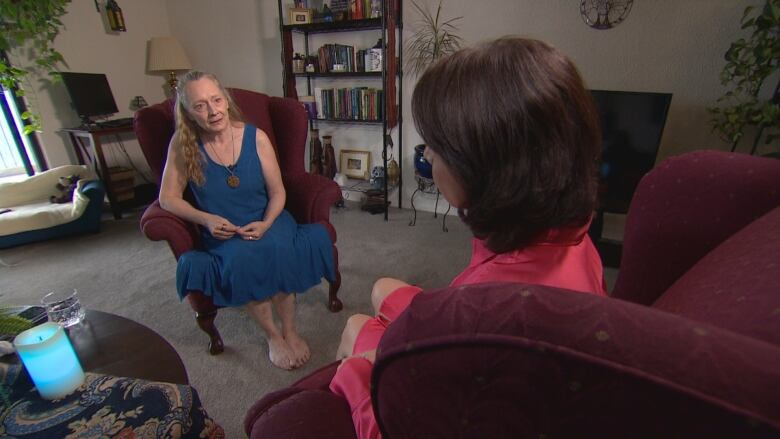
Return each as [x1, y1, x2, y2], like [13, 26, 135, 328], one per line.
[0, 0, 70, 133]
[710, 0, 780, 152]
[404, 0, 463, 76]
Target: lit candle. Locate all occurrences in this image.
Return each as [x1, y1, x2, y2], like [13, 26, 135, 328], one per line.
[13, 322, 85, 400]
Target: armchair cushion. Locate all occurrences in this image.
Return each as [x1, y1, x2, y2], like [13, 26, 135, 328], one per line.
[654, 206, 780, 345]
[612, 150, 780, 306]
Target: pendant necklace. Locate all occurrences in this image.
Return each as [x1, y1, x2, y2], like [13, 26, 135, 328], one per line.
[207, 126, 240, 188]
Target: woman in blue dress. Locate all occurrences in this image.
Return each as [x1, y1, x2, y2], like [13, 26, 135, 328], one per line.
[159, 71, 335, 370]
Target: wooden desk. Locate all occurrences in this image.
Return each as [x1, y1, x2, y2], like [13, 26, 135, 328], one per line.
[62, 124, 135, 219]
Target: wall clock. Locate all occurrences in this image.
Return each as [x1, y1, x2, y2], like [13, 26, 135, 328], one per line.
[580, 0, 633, 30]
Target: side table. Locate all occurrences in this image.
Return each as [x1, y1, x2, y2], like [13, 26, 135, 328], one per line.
[408, 173, 450, 232]
[68, 309, 189, 385]
[61, 124, 136, 220]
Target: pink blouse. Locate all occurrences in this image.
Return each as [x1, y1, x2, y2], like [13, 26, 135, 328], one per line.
[330, 222, 607, 439]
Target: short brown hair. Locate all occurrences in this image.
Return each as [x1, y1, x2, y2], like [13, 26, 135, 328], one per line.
[412, 37, 601, 253]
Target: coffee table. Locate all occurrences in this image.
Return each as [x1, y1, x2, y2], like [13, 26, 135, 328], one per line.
[66, 309, 189, 384]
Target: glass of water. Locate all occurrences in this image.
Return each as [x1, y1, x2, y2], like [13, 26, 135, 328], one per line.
[41, 289, 85, 328]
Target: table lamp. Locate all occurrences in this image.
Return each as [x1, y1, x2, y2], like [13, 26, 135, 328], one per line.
[147, 37, 192, 94]
[13, 322, 85, 399]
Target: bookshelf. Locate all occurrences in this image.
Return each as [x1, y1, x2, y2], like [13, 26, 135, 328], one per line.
[276, 0, 403, 220]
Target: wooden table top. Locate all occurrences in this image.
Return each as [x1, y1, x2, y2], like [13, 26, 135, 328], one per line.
[66, 310, 189, 385]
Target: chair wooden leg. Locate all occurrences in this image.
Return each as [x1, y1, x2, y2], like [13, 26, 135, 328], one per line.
[195, 310, 224, 355]
[328, 272, 343, 312]
[328, 246, 343, 312]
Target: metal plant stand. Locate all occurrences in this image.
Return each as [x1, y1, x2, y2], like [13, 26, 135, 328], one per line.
[408, 173, 450, 232]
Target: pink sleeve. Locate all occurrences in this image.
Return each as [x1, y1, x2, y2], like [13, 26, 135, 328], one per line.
[329, 357, 381, 439]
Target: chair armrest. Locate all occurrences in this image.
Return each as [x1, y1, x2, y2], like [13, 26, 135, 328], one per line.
[244, 388, 356, 439]
[139, 200, 200, 259]
[78, 180, 105, 203]
[283, 173, 342, 225]
[374, 283, 780, 437]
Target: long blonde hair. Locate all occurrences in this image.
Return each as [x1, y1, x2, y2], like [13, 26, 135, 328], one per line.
[172, 70, 244, 186]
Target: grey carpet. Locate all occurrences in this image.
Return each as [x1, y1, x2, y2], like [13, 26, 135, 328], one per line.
[0, 202, 617, 437]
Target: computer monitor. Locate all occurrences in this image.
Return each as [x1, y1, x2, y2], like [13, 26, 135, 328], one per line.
[590, 89, 673, 214]
[60, 72, 119, 124]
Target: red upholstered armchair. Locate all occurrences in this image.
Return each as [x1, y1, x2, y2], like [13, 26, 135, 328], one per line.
[133, 88, 343, 355]
[244, 150, 780, 438]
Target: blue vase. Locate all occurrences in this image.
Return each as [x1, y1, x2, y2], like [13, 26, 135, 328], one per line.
[414, 144, 433, 179]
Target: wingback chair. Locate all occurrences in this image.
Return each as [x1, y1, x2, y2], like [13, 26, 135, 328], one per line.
[133, 88, 343, 355]
[244, 150, 780, 438]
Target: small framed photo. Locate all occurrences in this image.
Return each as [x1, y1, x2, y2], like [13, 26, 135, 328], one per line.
[340, 149, 371, 180]
[290, 8, 312, 24]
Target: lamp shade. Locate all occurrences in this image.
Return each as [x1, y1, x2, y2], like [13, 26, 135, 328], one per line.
[147, 37, 192, 72]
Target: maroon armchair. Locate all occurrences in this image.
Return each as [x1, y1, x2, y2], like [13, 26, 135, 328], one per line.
[244, 150, 780, 438]
[134, 88, 343, 355]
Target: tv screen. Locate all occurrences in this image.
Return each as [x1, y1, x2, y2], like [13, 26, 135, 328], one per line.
[61, 72, 119, 122]
[590, 89, 672, 213]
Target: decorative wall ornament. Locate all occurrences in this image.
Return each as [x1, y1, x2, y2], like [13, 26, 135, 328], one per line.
[580, 0, 633, 30]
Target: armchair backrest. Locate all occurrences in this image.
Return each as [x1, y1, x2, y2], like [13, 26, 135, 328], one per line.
[133, 88, 308, 186]
[611, 150, 780, 305]
[373, 283, 780, 437]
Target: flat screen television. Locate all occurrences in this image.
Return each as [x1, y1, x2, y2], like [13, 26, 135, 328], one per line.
[590, 89, 672, 214]
[61, 72, 119, 124]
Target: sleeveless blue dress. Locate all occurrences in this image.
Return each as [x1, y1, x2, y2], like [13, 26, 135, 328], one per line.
[176, 124, 336, 306]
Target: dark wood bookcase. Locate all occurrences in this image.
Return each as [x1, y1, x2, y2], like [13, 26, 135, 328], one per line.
[276, 0, 403, 220]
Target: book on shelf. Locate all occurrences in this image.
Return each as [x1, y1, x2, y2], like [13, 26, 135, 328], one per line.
[317, 87, 383, 120]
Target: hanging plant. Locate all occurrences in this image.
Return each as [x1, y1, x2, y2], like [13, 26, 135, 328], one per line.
[405, 0, 463, 76]
[709, 0, 780, 156]
[0, 0, 71, 134]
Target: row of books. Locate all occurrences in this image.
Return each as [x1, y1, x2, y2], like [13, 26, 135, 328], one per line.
[316, 44, 382, 73]
[316, 87, 383, 121]
[293, 0, 381, 20]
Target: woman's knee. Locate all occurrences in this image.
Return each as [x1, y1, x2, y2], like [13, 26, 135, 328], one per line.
[343, 314, 371, 339]
[371, 277, 408, 312]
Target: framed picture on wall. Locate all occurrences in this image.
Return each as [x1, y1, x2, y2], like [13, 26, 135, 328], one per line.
[340, 149, 371, 180]
[289, 8, 312, 24]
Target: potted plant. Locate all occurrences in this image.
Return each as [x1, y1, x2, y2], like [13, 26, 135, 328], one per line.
[405, 0, 463, 77]
[709, 0, 780, 157]
[0, 0, 70, 134]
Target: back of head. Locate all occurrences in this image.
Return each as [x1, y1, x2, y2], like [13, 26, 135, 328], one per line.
[412, 37, 601, 253]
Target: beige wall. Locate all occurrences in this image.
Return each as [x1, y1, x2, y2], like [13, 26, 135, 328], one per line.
[18, 0, 761, 213]
[164, 0, 282, 95]
[399, 0, 758, 212]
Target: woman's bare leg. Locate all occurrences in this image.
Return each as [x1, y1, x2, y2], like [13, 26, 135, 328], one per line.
[272, 292, 309, 368]
[246, 299, 294, 370]
[336, 314, 371, 360]
[371, 277, 411, 317]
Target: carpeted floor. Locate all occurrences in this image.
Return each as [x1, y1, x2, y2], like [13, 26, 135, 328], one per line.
[0, 201, 617, 437]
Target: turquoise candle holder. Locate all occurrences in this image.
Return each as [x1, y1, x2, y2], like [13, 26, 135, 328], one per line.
[13, 322, 85, 399]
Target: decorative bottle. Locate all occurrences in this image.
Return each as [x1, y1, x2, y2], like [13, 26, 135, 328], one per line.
[322, 135, 337, 179]
[310, 130, 323, 175]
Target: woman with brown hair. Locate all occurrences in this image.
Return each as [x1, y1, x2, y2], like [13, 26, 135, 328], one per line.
[330, 37, 607, 438]
[159, 71, 335, 370]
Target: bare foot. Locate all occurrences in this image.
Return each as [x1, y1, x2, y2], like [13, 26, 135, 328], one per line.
[285, 331, 311, 368]
[268, 335, 295, 370]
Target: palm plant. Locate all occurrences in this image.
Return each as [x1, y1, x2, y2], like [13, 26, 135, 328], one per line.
[405, 0, 463, 76]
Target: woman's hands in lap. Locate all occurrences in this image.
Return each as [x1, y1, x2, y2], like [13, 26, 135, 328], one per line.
[206, 215, 239, 240]
[238, 221, 271, 241]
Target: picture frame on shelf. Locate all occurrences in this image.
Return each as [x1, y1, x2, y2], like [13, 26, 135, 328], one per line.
[290, 7, 312, 24]
[340, 149, 371, 180]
